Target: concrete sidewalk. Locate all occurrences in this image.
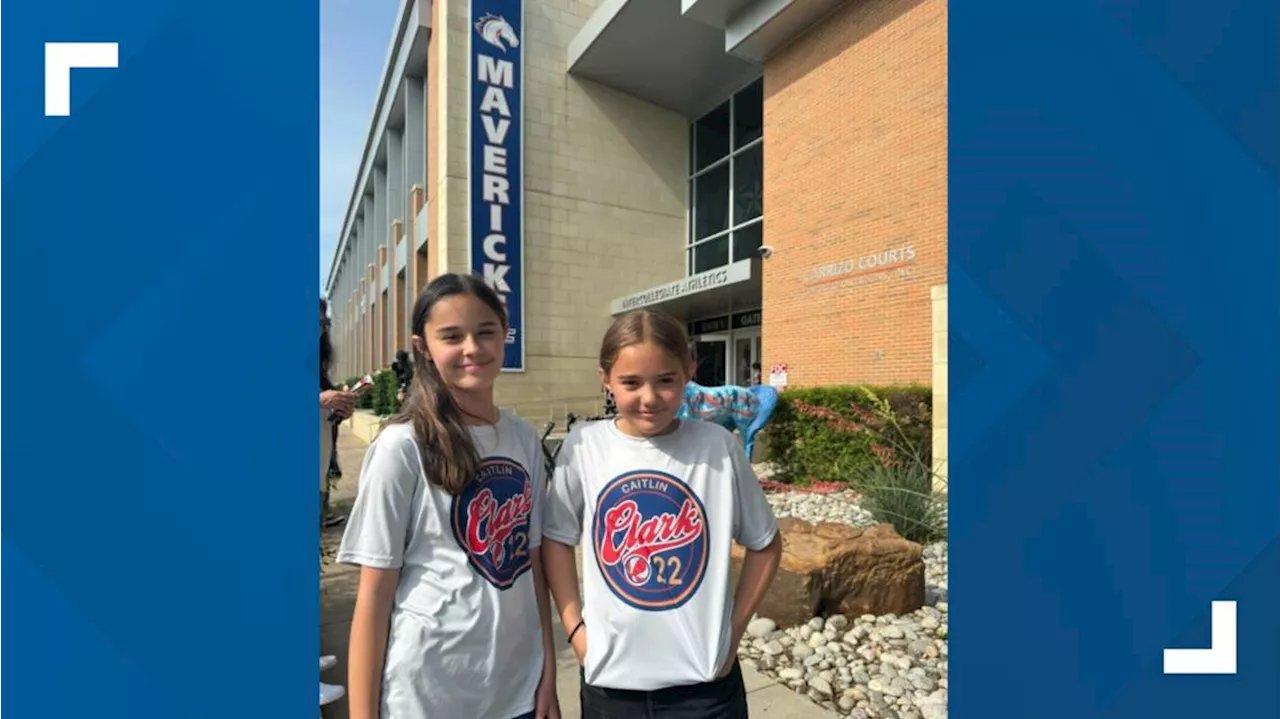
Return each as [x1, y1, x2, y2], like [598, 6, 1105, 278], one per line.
[320, 425, 833, 718]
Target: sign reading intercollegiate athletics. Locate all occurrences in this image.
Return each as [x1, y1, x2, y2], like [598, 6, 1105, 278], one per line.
[610, 259, 753, 315]
[469, 0, 525, 371]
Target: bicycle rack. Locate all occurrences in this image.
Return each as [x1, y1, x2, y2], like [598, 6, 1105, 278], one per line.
[540, 413, 580, 478]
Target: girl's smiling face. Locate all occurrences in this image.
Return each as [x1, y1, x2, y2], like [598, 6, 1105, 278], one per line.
[601, 341, 691, 437]
[416, 293, 506, 394]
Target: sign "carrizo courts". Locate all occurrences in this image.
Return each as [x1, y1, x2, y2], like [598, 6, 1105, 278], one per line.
[801, 244, 917, 293]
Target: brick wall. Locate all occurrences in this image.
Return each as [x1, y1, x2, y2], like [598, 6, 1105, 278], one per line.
[762, 0, 946, 388]
[435, 0, 688, 421]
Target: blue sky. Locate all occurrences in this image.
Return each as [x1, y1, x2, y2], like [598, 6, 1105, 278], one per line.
[320, 0, 402, 288]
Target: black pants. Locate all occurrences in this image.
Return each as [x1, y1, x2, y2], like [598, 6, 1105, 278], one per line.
[579, 662, 748, 719]
[328, 422, 341, 476]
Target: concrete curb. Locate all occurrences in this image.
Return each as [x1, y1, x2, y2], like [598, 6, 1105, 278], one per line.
[344, 410, 384, 444]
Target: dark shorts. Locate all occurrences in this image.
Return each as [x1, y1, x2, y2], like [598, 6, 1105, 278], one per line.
[579, 661, 748, 719]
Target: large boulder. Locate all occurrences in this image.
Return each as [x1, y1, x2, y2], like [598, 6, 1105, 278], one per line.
[730, 518, 925, 628]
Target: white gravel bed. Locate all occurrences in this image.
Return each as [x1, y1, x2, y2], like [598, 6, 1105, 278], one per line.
[745, 475, 949, 718]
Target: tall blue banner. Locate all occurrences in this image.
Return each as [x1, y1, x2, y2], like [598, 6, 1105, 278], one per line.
[469, 0, 525, 372]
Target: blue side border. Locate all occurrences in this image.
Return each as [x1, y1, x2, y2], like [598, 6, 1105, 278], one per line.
[2, 2, 319, 716]
[950, 1, 1279, 716]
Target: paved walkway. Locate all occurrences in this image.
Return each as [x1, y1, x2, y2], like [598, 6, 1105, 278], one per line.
[320, 424, 834, 718]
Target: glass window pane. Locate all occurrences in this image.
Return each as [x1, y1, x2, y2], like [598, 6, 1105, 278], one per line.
[733, 79, 763, 149]
[694, 164, 729, 240]
[694, 101, 730, 171]
[694, 235, 730, 273]
[733, 144, 763, 224]
[689, 125, 696, 174]
[735, 336, 755, 385]
[688, 179, 695, 244]
[731, 222, 763, 263]
[694, 340, 728, 386]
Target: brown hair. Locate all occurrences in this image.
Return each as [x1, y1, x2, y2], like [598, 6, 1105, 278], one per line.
[599, 309, 694, 377]
[390, 273, 508, 496]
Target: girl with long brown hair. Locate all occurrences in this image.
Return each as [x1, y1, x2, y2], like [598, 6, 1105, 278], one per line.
[338, 273, 560, 719]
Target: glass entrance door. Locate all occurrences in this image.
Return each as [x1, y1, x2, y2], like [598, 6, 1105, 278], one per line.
[693, 334, 730, 386]
[734, 329, 762, 385]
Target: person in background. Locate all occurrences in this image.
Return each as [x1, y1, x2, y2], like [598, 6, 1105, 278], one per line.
[391, 349, 413, 405]
[328, 424, 343, 480]
[320, 298, 357, 519]
[319, 297, 358, 707]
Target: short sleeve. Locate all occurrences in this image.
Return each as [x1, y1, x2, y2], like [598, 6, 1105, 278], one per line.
[336, 426, 420, 569]
[729, 436, 778, 551]
[541, 428, 586, 547]
[525, 427, 547, 550]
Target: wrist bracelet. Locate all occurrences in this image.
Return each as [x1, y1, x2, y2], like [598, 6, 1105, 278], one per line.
[567, 619, 585, 644]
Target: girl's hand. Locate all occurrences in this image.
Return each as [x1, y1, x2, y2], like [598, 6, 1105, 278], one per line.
[716, 618, 745, 679]
[535, 661, 560, 719]
[570, 626, 587, 666]
[715, 652, 738, 680]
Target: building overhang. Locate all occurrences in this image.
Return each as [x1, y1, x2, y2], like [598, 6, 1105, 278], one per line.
[681, 0, 760, 28]
[713, 0, 854, 63]
[567, 0, 762, 118]
[568, 0, 857, 110]
[609, 259, 761, 320]
[324, 0, 431, 297]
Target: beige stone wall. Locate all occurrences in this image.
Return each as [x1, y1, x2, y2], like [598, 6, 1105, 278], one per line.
[435, 0, 689, 422]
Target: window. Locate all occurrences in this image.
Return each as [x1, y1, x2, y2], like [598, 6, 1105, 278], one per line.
[688, 78, 763, 275]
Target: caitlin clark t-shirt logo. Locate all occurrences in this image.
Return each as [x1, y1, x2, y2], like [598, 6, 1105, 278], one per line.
[593, 470, 709, 611]
[451, 457, 534, 590]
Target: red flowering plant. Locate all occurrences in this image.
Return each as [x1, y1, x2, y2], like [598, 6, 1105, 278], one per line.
[786, 387, 946, 544]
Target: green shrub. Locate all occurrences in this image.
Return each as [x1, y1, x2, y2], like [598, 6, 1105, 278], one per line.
[372, 369, 400, 416]
[853, 460, 947, 544]
[764, 385, 931, 483]
[764, 384, 945, 543]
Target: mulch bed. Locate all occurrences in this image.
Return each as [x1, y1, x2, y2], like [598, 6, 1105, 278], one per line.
[758, 478, 850, 495]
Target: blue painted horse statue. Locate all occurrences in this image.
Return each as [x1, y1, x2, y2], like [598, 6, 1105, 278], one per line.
[677, 381, 779, 460]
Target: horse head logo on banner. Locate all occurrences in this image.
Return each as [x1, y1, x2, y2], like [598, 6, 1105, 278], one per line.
[475, 13, 520, 52]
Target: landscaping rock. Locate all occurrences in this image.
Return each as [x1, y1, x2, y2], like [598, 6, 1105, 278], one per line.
[730, 518, 926, 627]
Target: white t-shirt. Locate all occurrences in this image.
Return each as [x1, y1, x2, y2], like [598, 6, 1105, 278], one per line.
[337, 411, 547, 719]
[542, 418, 778, 691]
